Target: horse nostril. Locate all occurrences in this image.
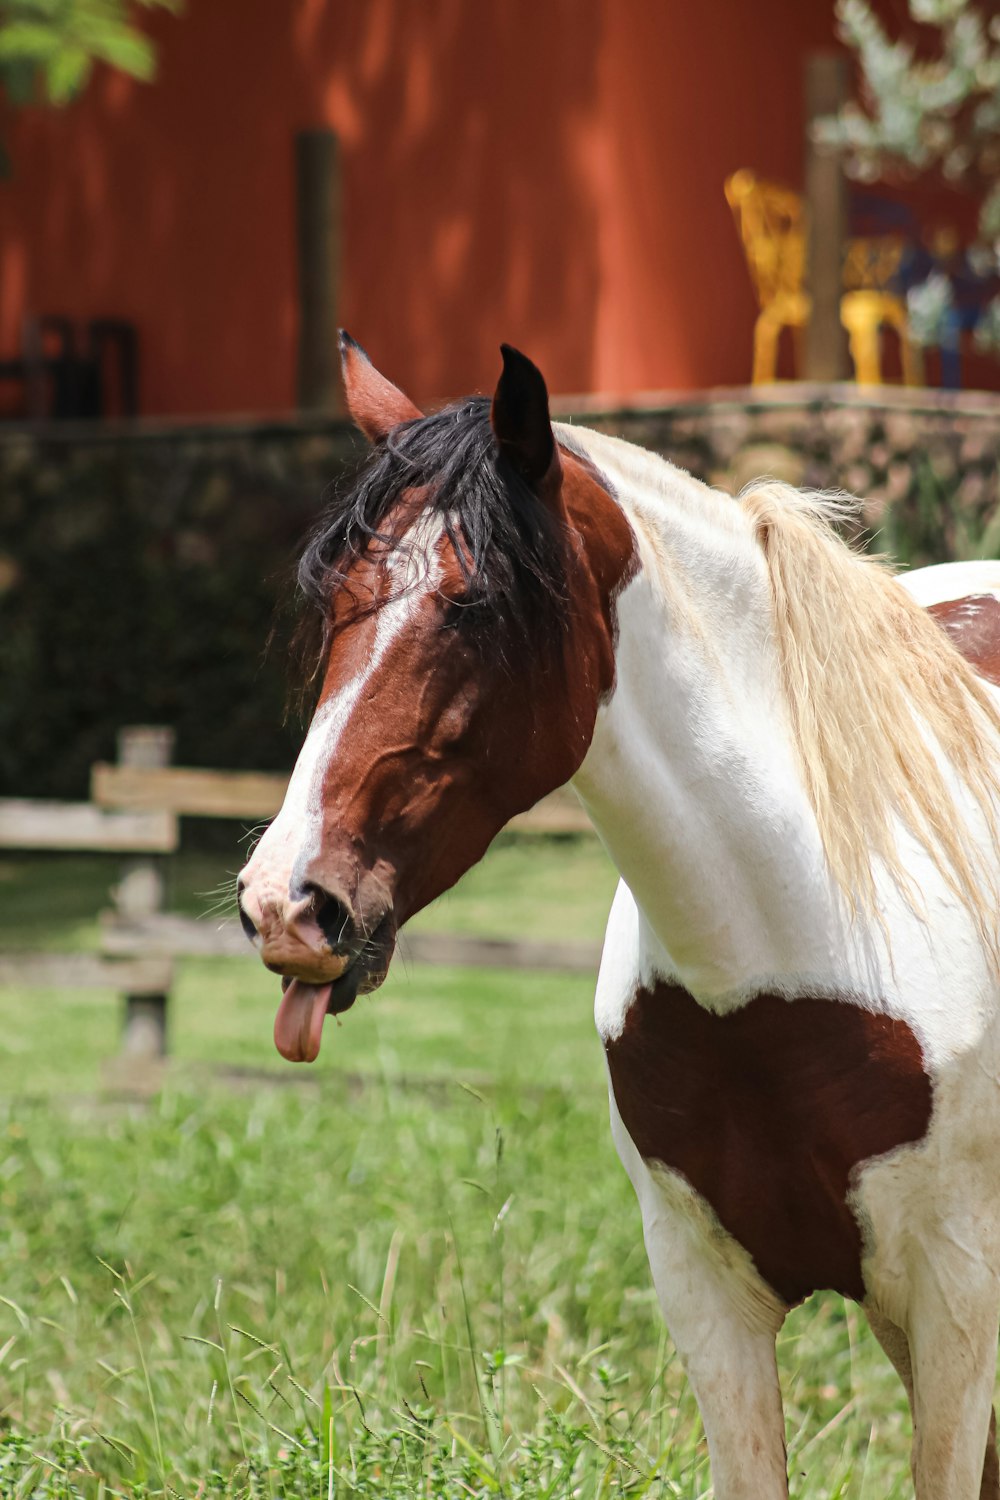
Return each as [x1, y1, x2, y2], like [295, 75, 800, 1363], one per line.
[302, 883, 355, 952]
[236, 881, 258, 942]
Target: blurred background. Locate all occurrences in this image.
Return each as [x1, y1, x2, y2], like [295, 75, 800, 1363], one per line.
[4, 0, 1000, 794]
[1, 2, 998, 1493]
[4, 0, 1000, 797]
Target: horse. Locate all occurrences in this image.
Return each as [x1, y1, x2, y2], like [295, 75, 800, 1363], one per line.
[238, 332, 1000, 1499]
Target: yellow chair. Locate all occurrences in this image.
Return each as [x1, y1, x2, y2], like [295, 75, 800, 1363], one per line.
[840, 235, 924, 386]
[724, 170, 923, 387]
[724, 170, 810, 384]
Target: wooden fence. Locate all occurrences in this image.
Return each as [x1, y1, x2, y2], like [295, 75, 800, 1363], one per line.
[0, 726, 598, 1069]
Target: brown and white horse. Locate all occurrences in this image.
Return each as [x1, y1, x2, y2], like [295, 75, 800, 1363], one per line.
[239, 334, 1000, 1499]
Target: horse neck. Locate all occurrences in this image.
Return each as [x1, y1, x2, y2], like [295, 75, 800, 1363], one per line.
[564, 434, 849, 997]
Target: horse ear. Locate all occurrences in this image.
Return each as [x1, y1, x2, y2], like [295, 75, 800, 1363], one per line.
[491, 344, 562, 498]
[339, 331, 423, 441]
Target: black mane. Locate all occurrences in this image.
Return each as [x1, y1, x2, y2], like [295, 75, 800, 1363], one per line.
[298, 397, 569, 660]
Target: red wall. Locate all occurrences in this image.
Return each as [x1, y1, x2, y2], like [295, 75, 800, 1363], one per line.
[1, 0, 839, 415]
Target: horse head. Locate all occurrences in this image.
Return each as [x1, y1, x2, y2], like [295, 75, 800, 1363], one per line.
[237, 335, 635, 1060]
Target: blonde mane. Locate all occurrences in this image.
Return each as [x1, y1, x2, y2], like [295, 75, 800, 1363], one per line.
[741, 481, 1000, 962]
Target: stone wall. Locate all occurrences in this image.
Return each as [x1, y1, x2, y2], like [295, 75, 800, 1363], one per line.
[3, 385, 999, 797]
[564, 382, 1000, 568]
[0, 416, 363, 797]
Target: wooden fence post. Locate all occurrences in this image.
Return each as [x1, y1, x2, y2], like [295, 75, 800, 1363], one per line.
[115, 726, 175, 1060]
[804, 52, 851, 382]
[295, 127, 342, 414]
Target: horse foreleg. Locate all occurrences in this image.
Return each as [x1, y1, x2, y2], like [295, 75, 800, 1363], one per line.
[901, 1266, 1000, 1500]
[677, 1305, 787, 1500]
[868, 1306, 1000, 1500]
[621, 1174, 788, 1494]
[645, 1228, 787, 1496]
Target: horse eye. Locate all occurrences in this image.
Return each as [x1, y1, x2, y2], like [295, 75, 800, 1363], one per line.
[440, 596, 469, 631]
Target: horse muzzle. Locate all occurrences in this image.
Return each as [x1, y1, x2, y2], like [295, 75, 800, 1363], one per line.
[236, 864, 397, 1061]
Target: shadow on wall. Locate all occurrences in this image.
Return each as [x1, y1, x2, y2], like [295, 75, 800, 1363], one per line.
[291, 0, 604, 404]
[0, 5, 299, 416]
[0, 0, 604, 415]
[0, 0, 850, 414]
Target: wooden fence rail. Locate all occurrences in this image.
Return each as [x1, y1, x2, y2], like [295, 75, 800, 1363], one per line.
[89, 762, 592, 835]
[90, 763, 288, 821]
[0, 725, 598, 1072]
[0, 799, 177, 853]
[0, 953, 174, 992]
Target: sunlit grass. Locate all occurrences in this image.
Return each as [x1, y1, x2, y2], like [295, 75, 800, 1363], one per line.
[0, 835, 615, 1098]
[0, 836, 943, 1495]
[0, 1081, 914, 1498]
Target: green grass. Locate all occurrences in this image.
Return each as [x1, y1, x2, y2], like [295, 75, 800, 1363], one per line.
[0, 1082, 914, 1498]
[0, 959, 605, 1099]
[0, 837, 931, 1495]
[407, 835, 618, 943]
[0, 836, 615, 1097]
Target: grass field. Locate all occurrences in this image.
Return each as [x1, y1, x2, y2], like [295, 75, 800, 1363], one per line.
[0, 835, 926, 1496]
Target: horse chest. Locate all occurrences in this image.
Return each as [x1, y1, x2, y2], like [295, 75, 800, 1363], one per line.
[604, 984, 933, 1305]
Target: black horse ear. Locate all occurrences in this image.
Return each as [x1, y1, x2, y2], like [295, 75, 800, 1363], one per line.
[340, 330, 423, 441]
[491, 344, 562, 499]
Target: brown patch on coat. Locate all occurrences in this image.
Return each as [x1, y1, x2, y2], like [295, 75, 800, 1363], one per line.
[604, 982, 932, 1306]
[928, 593, 1000, 687]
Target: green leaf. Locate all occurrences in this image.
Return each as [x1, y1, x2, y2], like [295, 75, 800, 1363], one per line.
[320, 1382, 333, 1472]
[44, 44, 90, 103]
[91, 26, 155, 80]
[0, 0, 182, 112]
[0, 22, 63, 61]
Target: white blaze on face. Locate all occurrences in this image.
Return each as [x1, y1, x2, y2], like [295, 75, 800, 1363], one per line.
[246, 520, 446, 908]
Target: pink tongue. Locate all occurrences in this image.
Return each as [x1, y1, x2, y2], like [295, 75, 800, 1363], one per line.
[274, 980, 333, 1062]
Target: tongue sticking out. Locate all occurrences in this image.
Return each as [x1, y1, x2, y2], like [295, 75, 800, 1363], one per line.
[274, 979, 333, 1062]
